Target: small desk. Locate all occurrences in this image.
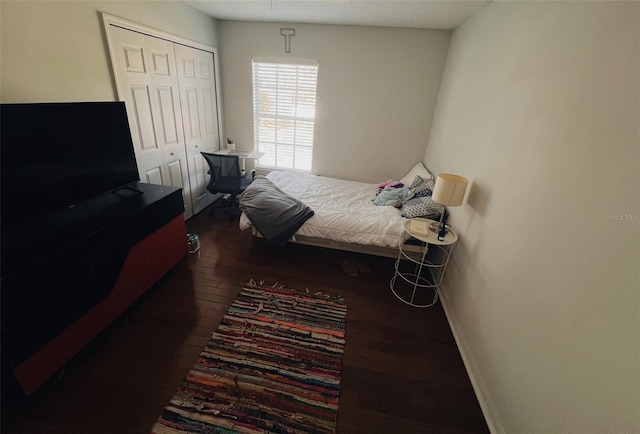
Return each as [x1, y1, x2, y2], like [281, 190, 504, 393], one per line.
[390, 219, 458, 308]
[211, 149, 265, 176]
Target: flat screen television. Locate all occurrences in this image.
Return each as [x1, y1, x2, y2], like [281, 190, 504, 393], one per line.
[1, 101, 140, 229]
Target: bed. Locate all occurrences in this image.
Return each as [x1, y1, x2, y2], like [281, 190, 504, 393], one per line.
[238, 162, 442, 258]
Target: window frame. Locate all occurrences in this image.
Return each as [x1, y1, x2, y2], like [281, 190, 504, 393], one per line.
[252, 58, 319, 172]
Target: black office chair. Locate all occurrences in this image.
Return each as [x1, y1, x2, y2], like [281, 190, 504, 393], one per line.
[201, 152, 254, 221]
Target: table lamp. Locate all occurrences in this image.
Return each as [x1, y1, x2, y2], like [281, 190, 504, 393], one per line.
[429, 173, 469, 240]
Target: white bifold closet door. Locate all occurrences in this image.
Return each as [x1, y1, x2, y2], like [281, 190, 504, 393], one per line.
[107, 23, 221, 219]
[174, 44, 221, 215]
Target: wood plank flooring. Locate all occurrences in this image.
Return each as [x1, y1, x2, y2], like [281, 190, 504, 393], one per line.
[1, 210, 488, 433]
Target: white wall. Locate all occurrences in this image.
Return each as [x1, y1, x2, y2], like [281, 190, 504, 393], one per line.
[425, 1, 640, 432]
[1, 1, 218, 102]
[218, 21, 450, 183]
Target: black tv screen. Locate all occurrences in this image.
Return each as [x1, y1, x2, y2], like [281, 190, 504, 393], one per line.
[1, 102, 140, 229]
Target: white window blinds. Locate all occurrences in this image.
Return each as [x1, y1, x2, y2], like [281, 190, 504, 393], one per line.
[252, 60, 318, 171]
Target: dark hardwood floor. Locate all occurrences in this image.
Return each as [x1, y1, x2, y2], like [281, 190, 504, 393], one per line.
[1, 209, 488, 433]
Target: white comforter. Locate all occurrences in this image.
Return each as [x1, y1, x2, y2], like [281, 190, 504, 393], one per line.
[239, 170, 406, 248]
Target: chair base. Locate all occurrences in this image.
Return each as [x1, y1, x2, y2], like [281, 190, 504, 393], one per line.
[208, 194, 239, 221]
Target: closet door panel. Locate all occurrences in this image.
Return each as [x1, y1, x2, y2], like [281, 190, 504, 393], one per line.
[203, 88, 216, 135]
[144, 167, 163, 185]
[109, 26, 193, 218]
[129, 85, 159, 153]
[183, 88, 202, 139]
[175, 44, 220, 215]
[123, 45, 146, 73]
[111, 29, 162, 172]
[191, 153, 208, 202]
[156, 87, 179, 145]
[167, 160, 186, 190]
[145, 35, 192, 218]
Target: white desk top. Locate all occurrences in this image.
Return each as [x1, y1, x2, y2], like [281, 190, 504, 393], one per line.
[213, 148, 265, 159]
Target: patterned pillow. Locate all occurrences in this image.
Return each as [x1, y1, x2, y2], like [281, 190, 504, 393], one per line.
[401, 195, 442, 219]
[409, 175, 435, 198]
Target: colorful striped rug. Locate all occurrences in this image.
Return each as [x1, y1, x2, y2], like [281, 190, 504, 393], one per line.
[151, 280, 347, 434]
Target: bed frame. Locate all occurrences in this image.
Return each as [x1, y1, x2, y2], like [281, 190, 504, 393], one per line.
[251, 228, 424, 259]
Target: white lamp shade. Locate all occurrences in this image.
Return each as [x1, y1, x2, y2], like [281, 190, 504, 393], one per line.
[432, 173, 468, 207]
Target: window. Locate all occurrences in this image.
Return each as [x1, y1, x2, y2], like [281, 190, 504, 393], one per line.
[252, 59, 318, 171]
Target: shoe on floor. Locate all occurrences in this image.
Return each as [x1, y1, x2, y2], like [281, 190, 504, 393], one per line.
[341, 259, 359, 278]
[356, 261, 371, 275]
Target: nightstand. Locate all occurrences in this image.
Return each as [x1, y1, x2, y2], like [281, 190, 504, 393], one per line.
[390, 219, 458, 308]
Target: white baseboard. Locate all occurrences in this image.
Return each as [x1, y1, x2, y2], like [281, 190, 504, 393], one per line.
[438, 288, 505, 434]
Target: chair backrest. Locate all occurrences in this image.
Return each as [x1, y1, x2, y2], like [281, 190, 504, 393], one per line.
[201, 152, 243, 193]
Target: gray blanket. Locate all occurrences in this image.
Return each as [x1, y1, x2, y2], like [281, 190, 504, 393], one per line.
[239, 175, 314, 247]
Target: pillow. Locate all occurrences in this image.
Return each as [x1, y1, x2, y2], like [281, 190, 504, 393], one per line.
[408, 175, 435, 198]
[401, 195, 442, 219]
[400, 162, 434, 186]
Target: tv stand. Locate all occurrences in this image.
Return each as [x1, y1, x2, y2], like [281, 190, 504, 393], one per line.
[114, 183, 145, 195]
[1, 182, 187, 396]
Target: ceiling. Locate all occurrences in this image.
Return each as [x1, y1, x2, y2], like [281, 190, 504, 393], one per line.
[184, 0, 492, 30]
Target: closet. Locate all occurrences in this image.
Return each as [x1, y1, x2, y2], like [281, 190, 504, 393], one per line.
[103, 14, 223, 218]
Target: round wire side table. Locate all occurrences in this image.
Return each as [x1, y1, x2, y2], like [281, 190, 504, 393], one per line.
[390, 219, 458, 308]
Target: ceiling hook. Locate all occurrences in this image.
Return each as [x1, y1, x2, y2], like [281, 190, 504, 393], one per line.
[280, 28, 295, 53]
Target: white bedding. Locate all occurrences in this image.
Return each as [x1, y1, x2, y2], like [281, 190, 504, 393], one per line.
[239, 170, 406, 248]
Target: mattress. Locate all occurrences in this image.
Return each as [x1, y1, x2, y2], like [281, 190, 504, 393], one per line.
[239, 170, 406, 248]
